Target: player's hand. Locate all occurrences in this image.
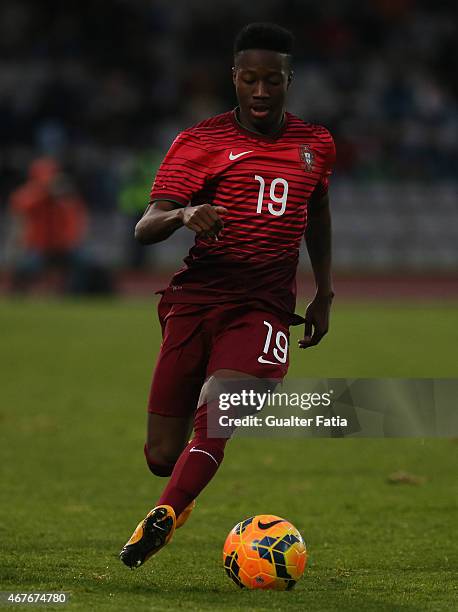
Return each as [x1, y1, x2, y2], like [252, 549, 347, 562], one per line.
[181, 204, 227, 240]
[298, 292, 334, 349]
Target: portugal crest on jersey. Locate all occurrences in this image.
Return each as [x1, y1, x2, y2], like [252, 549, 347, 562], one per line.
[300, 145, 314, 172]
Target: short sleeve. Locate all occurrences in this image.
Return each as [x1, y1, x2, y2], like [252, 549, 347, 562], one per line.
[312, 131, 336, 199]
[149, 131, 213, 207]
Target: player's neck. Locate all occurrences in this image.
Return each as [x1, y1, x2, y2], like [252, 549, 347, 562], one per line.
[235, 107, 285, 138]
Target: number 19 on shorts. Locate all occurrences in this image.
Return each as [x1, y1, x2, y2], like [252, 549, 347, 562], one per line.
[257, 320, 289, 366]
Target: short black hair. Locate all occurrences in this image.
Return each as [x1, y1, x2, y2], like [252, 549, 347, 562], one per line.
[234, 22, 294, 56]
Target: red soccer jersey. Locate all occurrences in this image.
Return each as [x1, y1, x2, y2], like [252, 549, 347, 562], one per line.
[150, 109, 335, 324]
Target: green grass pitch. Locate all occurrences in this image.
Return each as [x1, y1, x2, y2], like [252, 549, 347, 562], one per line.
[1, 298, 457, 611]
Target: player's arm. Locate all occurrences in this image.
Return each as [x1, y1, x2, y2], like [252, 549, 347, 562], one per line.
[135, 200, 227, 245]
[299, 192, 334, 349]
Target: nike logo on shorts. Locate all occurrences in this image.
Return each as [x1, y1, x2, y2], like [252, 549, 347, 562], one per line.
[258, 355, 281, 365]
[229, 150, 253, 160]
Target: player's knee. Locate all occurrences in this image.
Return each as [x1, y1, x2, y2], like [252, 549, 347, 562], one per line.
[143, 444, 177, 477]
[147, 460, 174, 477]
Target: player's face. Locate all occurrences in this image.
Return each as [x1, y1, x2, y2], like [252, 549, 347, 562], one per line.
[232, 49, 292, 134]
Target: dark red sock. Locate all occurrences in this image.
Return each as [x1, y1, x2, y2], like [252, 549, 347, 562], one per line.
[157, 402, 227, 518]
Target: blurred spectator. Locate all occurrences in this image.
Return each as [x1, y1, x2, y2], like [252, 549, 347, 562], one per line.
[118, 150, 162, 268]
[9, 157, 89, 293]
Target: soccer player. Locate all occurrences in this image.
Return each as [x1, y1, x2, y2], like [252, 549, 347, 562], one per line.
[119, 22, 335, 568]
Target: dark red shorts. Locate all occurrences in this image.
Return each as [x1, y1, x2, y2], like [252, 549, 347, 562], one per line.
[147, 299, 290, 417]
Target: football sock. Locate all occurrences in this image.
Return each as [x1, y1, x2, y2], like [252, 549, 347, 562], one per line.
[157, 402, 227, 517]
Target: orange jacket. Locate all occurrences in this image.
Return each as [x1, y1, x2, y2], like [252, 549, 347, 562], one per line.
[10, 182, 87, 253]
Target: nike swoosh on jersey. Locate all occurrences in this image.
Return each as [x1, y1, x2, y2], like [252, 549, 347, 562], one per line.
[229, 150, 253, 160]
[257, 519, 285, 530]
[257, 355, 281, 365]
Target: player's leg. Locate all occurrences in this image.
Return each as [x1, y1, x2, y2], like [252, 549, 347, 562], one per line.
[120, 405, 201, 569]
[155, 307, 290, 518]
[142, 301, 208, 474]
[119, 303, 208, 568]
[120, 305, 289, 568]
[144, 412, 197, 528]
[155, 369, 250, 518]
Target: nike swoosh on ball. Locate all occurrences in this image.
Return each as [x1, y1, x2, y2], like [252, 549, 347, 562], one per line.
[257, 519, 285, 530]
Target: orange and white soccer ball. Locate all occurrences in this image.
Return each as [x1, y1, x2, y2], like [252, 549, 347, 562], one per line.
[223, 514, 307, 590]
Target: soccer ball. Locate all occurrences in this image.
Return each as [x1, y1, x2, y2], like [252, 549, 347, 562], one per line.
[223, 514, 307, 590]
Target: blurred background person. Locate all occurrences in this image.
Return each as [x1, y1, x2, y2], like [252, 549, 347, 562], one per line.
[118, 150, 162, 270]
[8, 157, 88, 294]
